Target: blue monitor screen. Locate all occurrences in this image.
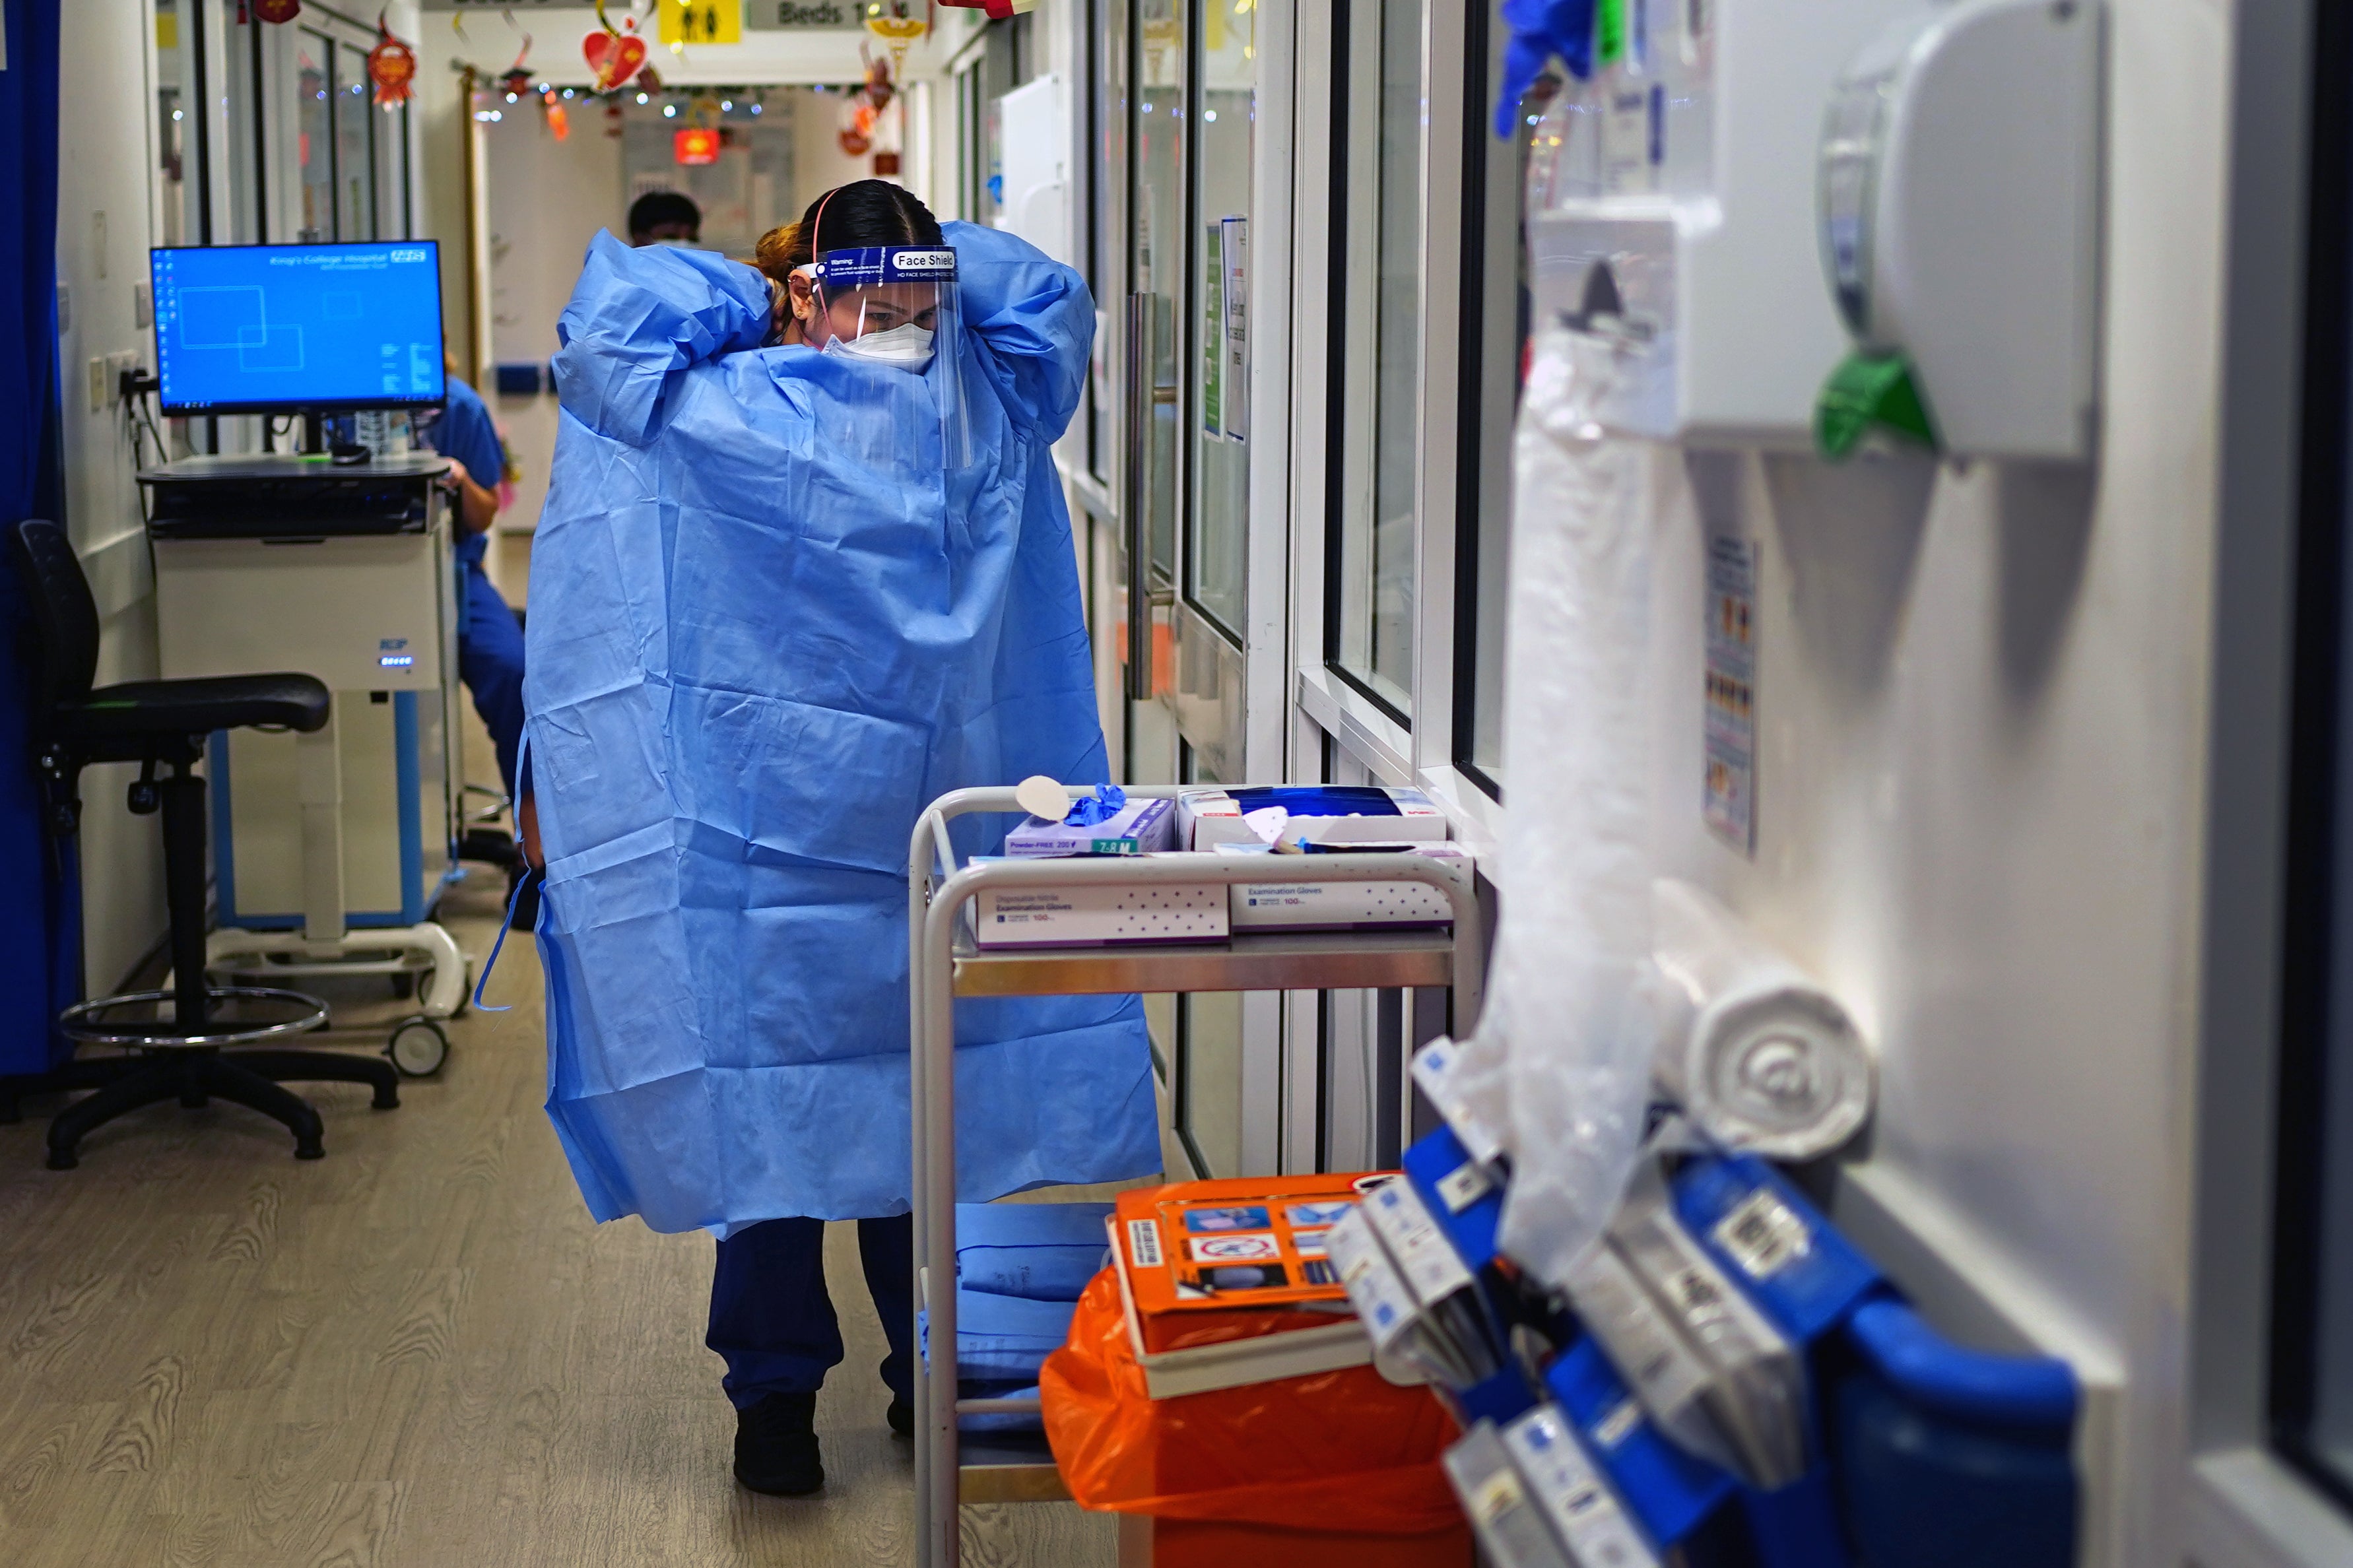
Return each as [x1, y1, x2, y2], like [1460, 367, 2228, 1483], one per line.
[151, 242, 446, 414]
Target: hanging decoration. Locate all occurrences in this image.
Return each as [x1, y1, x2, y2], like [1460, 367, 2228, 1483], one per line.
[544, 88, 571, 142]
[854, 44, 903, 178]
[585, 0, 651, 92]
[498, 25, 535, 100]
[675, 126, 721, 166]
[838, 94, 876, 158]
[862, 0, 929, 74]
[861, 45, 896, 112]
[366, 14, 418, 107]
[934, 0, 1037, 19]
[251, 0, 302, 23]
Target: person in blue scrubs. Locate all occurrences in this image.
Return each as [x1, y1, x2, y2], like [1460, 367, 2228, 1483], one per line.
[418, 372, 537, 901]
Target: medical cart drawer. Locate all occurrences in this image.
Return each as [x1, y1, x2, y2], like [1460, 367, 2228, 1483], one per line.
[139, 453, 444, 537]
[154, 531, 450, 691]
[951, 927, 1459, 998]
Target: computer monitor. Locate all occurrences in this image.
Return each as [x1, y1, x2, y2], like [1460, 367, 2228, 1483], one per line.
[150, 241, 447, 417]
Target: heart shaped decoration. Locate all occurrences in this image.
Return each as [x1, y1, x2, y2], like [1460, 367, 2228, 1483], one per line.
[583, 30, 647, 92]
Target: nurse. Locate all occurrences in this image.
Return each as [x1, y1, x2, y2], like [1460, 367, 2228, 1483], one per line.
[525, 182, 1161, 1496]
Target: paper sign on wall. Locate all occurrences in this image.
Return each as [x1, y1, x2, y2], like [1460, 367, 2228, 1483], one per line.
[659, 0, 742, 45]
[1704, 535, 1758, 854]
[1221, 216, 1248, 441]
[1202, 223, 1225, 440]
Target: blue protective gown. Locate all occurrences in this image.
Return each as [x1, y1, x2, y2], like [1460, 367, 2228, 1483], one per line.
[524, 223, 1160, 1233]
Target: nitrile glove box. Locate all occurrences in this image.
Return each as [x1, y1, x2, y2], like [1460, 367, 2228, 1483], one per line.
[968, 855, 1229, 948]
[1004, 795, 1176, 858]
[1217, 841, 1468, 931]
[1177, 785, 1451, 851]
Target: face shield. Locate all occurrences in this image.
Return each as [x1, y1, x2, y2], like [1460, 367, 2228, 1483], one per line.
[806, 244, 972, 471]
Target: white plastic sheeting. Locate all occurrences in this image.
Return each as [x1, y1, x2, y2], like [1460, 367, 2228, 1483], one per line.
[1442, 327, 1661, 1290]
[1651, 879, 1874, 1159]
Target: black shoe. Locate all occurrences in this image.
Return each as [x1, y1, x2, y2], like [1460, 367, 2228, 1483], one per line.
[734, 1392, 823, 1496]
[886, 1398, 913, 1439]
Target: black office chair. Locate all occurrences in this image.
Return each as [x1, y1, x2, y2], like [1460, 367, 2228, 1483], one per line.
[7, 519, 400, 1169]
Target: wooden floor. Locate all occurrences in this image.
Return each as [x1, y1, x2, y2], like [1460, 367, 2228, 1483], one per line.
[0, 823, 1129, 1563]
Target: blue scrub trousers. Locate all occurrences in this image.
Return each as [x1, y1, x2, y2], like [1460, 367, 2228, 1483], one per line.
[708, 1214, 915, 1411]
[456, 544, 529, 799]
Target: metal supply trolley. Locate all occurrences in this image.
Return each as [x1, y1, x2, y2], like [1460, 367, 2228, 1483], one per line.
[908, 785, 1486, 1568]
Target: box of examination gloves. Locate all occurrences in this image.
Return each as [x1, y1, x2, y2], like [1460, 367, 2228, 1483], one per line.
[1217, 841, 1467, 932]
[1177, 784, 1451, 851]
[966, 854, 1229, 948]
[1004, 793, 1176, 857]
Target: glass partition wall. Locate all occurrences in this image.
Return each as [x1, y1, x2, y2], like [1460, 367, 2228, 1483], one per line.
[150, 2, 413, 455]
[1329, 0, 1426, 718]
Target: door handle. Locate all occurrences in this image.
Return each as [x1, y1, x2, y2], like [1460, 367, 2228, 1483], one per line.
[1123, 292, 1154, 702]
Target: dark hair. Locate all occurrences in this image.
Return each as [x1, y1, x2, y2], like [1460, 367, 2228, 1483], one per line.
[628, 189, 702, 238]
[754, 180, 942, 286]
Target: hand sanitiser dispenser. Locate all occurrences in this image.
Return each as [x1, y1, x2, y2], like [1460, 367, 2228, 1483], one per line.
[1519, 0, 1925, 446]
[1816, 0, 2100, 461]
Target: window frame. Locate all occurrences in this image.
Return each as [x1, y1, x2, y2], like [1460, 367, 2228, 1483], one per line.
[1320, 0, 1418, 727]
[1294, 0, 1482, 799]
[1179, 0, 1252, 650]
[2267, 0, 2353, 1505]
[1449, 0, 1520, 803]
[2189, 0, 2353, 1556]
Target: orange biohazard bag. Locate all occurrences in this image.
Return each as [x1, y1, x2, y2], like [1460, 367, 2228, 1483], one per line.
[1042, 1268, 1469, 1563]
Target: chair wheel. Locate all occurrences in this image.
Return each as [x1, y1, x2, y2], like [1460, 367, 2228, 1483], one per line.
[46, 1147, 77, 1171]
[294, 1137, 326, 1160]
[385, 1018, 449, 1078]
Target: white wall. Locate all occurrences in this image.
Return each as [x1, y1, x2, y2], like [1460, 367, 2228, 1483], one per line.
[55, 0, 171, 993]
[475, 102, 626, 604]
[1630, 0, 2226, 1557]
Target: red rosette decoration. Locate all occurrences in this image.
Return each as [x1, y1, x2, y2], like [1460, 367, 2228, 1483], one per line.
[366, 15, 418, 107]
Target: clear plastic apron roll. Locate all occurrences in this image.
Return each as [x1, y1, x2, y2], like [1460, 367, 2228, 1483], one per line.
[1441, 325, 1661, 1289]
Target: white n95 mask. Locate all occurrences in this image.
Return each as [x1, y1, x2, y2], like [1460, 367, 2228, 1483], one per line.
[830, 321, 936, 371]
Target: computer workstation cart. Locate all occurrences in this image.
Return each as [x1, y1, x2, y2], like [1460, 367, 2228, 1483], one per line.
[908, 784, 1487, 1568]
[139, 240, 473, 1074]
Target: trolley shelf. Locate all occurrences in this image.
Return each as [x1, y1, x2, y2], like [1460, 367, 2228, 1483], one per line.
[952, 925, 1457, 997]
[908, 785, 1486, 1568]
[956, 1435, 1071, 1504]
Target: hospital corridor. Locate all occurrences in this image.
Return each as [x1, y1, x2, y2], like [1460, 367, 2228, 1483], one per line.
[0, 0, 2349, 1565]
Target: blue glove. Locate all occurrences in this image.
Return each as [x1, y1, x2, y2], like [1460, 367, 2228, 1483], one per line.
[1496, 0, 1597, 140]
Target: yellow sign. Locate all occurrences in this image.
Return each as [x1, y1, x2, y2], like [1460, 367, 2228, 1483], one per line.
[659, 0, 742, 46]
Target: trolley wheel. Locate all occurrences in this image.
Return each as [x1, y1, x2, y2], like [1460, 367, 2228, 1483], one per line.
[385, 1017, 449, 1078]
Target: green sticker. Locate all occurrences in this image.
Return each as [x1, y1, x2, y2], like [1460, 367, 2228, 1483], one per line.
[1596, 0, 1626, 65]
[1814, 352, 1938, 461]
